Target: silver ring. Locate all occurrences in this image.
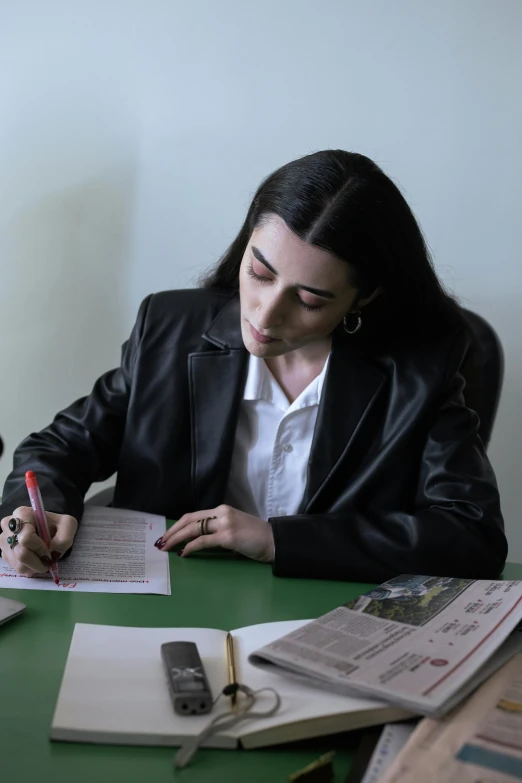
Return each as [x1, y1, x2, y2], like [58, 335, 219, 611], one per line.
[7, 533, 19, 549]
[8, 517, 24, 535]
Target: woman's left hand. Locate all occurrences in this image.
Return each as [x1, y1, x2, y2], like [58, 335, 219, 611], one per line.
[159, 504, 275, 563]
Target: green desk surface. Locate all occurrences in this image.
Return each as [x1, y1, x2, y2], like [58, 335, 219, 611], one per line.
[2, 557, 522, 783]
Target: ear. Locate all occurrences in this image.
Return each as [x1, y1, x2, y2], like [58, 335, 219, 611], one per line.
[354, 286, 383, 310]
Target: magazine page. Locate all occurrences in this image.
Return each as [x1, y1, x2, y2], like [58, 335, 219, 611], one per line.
[378, 652, 522, 783]
[249, 576, 522, 714]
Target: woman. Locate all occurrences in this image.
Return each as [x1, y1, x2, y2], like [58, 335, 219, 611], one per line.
[0, 150, 507, 581]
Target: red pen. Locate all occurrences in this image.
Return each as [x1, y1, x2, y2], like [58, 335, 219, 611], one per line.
[25, 470, 59, 585]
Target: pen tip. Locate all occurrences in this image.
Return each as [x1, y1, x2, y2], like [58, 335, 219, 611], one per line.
[54, 577, 60, 585]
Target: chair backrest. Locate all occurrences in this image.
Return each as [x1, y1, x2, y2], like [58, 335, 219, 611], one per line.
[460, 309, 504, 449]
[0, 435, 3, 459]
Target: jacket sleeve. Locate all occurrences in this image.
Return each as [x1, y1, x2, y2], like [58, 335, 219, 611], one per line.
[270, 351, 508, 583]
[0, 295, 152, 524]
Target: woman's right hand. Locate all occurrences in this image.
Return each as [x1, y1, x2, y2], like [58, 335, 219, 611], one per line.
[0, 506, 78, 576]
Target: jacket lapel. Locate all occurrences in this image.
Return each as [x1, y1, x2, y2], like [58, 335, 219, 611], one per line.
[300, 334, 386, 512]
[189, 298, 248, 510]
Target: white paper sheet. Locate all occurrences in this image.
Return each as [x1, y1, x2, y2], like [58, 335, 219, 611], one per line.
[0, 506, 170, 594]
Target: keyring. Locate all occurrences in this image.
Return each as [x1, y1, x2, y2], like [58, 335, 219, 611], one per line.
[175, 682, 281, 768]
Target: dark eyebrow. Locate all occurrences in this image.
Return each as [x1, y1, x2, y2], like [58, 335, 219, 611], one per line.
[251, 246, 336, 300]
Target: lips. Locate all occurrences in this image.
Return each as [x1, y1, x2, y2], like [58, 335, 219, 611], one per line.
[249, 323, 280, 344]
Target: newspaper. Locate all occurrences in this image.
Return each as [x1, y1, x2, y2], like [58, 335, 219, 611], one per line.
[249, 575, 522, 715]
[377, 652, 522, 783]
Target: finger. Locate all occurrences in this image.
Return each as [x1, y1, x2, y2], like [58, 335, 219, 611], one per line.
[163, 516, 222, 551]
[43, 510, 72, 538]
[1, 507, 36, 533]
[162, 520, 204, 549]
[0, 530, 47, 574]
[48, 515, 78, 557]
[0, 533, 17, 568]
[12, 506, 38, 523]
[18, 563, 38, 577]
[46, 510, 71, 523]
[18, 527, 51, 559]
[180, 532, 226, 557]
[1, 530, 49, 574]
[1, 516, 12, 534]
[163, 509, 221, 542]
[15, 545, 50, 573]
[164, 512, 202, 538]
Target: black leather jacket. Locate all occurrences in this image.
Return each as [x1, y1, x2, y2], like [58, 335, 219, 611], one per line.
[0, 289, 507, 582]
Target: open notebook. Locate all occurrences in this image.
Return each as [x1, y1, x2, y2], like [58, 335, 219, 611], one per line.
[51, 620, 411, 749]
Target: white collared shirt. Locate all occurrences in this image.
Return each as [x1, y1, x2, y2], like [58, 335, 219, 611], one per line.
[224, 353, 330, 520]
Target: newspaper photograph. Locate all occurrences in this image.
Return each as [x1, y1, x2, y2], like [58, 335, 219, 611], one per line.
[249, 576, 522, 714]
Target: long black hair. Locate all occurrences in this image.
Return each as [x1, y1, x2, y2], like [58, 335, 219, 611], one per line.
[201, 150, 464, 350]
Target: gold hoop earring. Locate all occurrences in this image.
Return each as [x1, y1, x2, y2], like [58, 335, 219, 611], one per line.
[343, 311, 362, 334]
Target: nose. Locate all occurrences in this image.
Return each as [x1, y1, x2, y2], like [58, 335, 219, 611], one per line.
[256, 290, 285, 329]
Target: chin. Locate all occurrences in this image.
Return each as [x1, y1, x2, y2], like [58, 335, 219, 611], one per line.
[245, 339, 286, 358]
[241, 328, 286, 357]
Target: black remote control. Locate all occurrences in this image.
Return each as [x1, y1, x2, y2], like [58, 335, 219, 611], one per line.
[161, 641, 213, 715]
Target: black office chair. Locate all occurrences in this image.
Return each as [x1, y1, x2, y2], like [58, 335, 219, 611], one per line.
[460, 309, 504, 450]
[0, 435, 3, 459]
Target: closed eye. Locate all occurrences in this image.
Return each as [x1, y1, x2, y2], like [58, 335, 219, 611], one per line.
[297, 296, 325, 312]
[247, 264, 326, 312]
[246, 263, 271, 283]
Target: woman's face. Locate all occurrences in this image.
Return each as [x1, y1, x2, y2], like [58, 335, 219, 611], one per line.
[239, 215, 360, 358]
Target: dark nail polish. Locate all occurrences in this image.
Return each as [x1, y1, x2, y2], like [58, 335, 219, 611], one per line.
[158, 542, 166, 549]
[51, 551, 62, 562]
[41, 557, 52, 567]
[154, 538, 164, 547]
[176, 549, 184, 557]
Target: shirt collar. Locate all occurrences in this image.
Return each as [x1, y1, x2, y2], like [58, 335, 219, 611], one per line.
[243, 353, 330, 413]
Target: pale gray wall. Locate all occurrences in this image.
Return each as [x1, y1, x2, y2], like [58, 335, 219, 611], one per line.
[1, 0, 521, 557]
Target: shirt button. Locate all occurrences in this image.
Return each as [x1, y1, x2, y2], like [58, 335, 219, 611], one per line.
[283, 444, 293, 453]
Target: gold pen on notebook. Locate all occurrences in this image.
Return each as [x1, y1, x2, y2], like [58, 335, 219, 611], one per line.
[225, 631, 237, 707]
